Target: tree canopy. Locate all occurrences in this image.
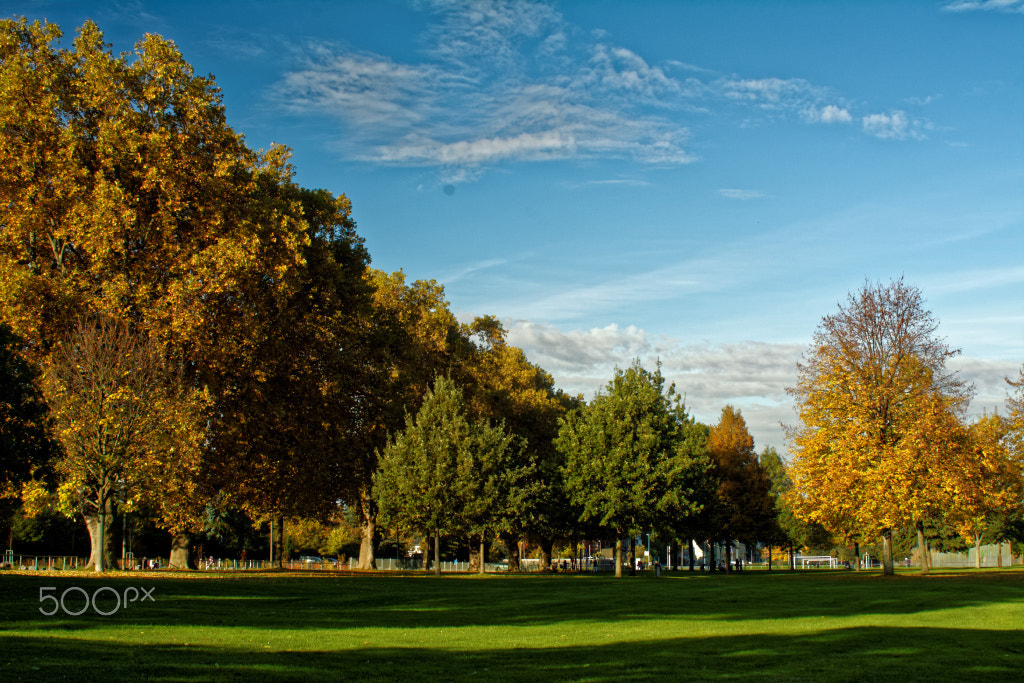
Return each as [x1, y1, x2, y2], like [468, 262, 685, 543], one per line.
[0, 323, 53, 496]
[556, 361, 712, 577]
[787, 278, 972, 575]
[372, 376, 523, 575]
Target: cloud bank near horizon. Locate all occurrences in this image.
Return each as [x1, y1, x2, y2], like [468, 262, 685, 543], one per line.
[505, 319, 1021, 454]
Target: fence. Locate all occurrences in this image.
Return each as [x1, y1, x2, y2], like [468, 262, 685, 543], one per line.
[2, 554, 85, 571]
[929, 544, 1016, 569]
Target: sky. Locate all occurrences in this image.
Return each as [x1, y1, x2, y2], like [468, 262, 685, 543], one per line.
[8, 0, 1023, 451]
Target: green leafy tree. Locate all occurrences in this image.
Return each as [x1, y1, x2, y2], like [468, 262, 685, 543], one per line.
[463, 316, 580, 570]
[760, 447, 834, 569]
[556, 361, 713, 578]
[0, 322, 55, 547]
[373, 377, 520, 576]
[351, 270, 470, 569]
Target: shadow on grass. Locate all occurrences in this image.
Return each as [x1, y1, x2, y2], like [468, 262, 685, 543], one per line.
[2, 570, 1023, 633]
[3, 625, 1023, 681]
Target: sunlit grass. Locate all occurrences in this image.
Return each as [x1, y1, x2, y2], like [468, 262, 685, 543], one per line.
[1, 568, 1022, 681]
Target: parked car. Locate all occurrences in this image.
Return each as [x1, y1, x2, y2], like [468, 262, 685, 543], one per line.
[300, 555, 323, 565]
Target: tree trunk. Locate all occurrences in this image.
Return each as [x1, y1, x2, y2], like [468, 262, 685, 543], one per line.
[688, 539, 696, 571]
[789, 541, 795, 570]
[614, 536, 623, 578]
[854, 541, 861, 571]
[479, 533, 486, 576]
[500, 532, 520, 571]
[422, 535, 431, 573]
[768, 544, 773, 572]
[433, 531, 441, 576]
[881, 529, 894, 576]
[725, 541, 733, 574]
[916, 520, 929, 575]
[84, 497, 116, 572]
[168, 532, 193, 569]
[273, 515, 284, 568]
[996, 541, 1003, 568]
[539, 537, 553, 572]
[708, 541, 716, 572]
[357, 488, 377, 570]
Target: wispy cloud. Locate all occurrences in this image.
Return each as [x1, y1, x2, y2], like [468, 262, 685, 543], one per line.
[564, 178, 652, 189]
[441, 258, 508, 284]
[719, 188, 767, 200]
[942, 0, 1024, 13]
[269, 0, 943, 180]
[862, 110, 928, 140]
[271, 0, 698, 179]
[921, 265, 1024, 294]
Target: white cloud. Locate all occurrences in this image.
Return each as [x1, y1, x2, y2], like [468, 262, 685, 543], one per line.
[805, 104, 853, 124]
[372, 130, 576, 165]
[506, 320, 803, 449]
[862, 110, 927, 140]
[942, 0, 1024, 13]
[720, 77, 812, 106]
[582, 44, 683, 100]
[719, 188, 767, 200]
[270, 0, 937, 180]
[507, 319, 1024, 452]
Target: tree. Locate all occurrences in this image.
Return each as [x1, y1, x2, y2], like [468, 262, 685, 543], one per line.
[462, 316, 579, 571]
[0, 323, 53, 494]
[556, 361, 713, 578]
[941, 413, 1024, 568]
[372, 377, 520, 576]
[41, 316, 202, 571]
[0, 19, 373, 562]
[0, 322, 55, 549]
[202, 182, 373, 565]
[706, 406, 776, 571]
[787, 278, 971, 575]
[350, 270, 469, 569]
[760, 447, 835, 569]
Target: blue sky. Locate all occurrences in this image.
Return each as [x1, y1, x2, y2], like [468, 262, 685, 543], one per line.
[10, 0, 1023, 451]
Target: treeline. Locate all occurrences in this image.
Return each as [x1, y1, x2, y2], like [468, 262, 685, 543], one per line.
[0, 18, 783, 573]
[2, 19, 1022, 577]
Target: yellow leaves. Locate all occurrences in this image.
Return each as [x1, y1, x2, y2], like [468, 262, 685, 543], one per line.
[18, 479, 54, 516]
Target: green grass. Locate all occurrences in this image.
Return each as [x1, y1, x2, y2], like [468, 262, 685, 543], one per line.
[2, 568, 1023, 681]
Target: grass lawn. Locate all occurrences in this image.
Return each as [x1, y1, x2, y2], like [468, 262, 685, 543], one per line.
[2, 567, 1022, 681]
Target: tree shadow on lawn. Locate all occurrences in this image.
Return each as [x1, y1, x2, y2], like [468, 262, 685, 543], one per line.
[3, 624, 1022, 681]
[3, 570, 1022, 632]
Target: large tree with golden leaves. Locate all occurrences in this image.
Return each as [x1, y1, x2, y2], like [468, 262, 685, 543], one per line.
[0, 18, 371, 565]
[787, 279, 971, 575]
